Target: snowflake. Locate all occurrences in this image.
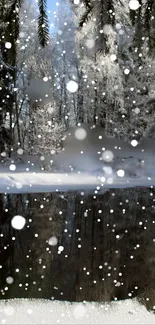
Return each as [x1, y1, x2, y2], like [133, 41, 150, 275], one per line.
[17, 148, 23, 155]
[6, 276, 14, 284]
[110, 54, 117, 62]
[102, 150, 114, 162]
[124, 68, 130, 75]
[66, 80, 78, 93]
[129, 0, 140, 10]
[131, 140, 138, 147]
[48, 236, 58, 246]
[85, 39, 95, 49]
[74, 128, 87, 140]
[9, 164, 16, 171]
[43, 77, 48, 82]
[5, 42, 12, 49]
[11, 215, 26, 230]
[117, 169, 125, 177]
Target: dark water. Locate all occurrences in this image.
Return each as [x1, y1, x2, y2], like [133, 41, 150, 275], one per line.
[0, 188, 155, 310]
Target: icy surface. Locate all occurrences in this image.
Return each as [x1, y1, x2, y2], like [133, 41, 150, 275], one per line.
[0, 299, 154, 324]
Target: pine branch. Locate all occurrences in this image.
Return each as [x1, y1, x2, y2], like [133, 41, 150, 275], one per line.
[38, 0, 49, 47]
[130, 0, 155, 54]
[79, 5, 92, 27]
[5, 0, 24, 39]
[144, 0, 155, 52]
[82, 0, 92, 8]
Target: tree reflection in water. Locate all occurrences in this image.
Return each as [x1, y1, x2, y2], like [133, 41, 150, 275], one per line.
[0, 188, 155, 311]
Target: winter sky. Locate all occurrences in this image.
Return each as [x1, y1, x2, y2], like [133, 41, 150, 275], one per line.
[33, 0, 59, 28]
[47, 0, 59, 31]
[47, 0, 58, 13]
[33, 0, 58, 12]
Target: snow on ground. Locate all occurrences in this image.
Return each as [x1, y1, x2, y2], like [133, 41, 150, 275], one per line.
[0, 172, 99, 193]
[0, 171, 154, 193]
[0, 298, 154, 324]
[1, 124, 155, 193]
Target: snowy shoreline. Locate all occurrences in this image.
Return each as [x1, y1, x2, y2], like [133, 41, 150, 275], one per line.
[0, 298, 155, 324]
[0, 171, 154, 194]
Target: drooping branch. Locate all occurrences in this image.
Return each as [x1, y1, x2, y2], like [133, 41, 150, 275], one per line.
[38, 0, 49, 47]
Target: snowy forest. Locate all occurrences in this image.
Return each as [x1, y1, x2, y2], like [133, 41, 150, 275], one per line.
[1, 0, 155, 159]
[1, 1, 155, 324]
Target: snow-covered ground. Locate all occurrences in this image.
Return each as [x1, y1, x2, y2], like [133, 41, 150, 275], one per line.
[0, 150, 155, 193]
[1, 124, 155, 193]
[0, 298, 154, 324]
[0, 171, 154, 194]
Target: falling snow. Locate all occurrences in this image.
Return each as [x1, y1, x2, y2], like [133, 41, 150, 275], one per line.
[0, 0, 155, 322]
[6, 277, 14, 285]
[5, 42, 12, 49]
[102, 150, 114, 162]
[131, 140, 138, 147]
[66, 80, 78, 93]
[74, 128, 87, 140]
[11, 215, 26, 230]
[48, 236, 58, 246]
[85, 39, 95, 49]
[9, 164, 16, 171]
[124, 68, 130, 75]
[117, 169, 125, 177]
[129, 0, 140, 10]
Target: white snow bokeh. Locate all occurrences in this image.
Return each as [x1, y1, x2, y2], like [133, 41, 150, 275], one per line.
[74, 0, 80, 5]
[51, 149, 56, 155]
[129, 0, 140, 10]
[103, 166, 113, 175]
[131, 140, 138, 147]
[110, 54, 117, 62]
[57, 30, 62, 35]
[19, 31, 25, 38]
[107, 177, 113, 184]
[5, 42, 12, 49]
[58, 245, 64, 252]
[100, 176, 106, 183]
[40, 156, 45, 161]
[17, 148, 24, 155]
[117, 169, 125, 177]
[15, 182, 23, 189]
[116, 23, 122, 30]
[103, 24, 112, 35]
[9, 164, 16, 171]
[74, 128, 87, 140]
[43, 77, 48, 82]
[1, 152, 6, 157]
[124, 68, 130, 75]
[102, 150, 114, 162]
[48, 236, 58, 246]
[11, 215, 26, 230]
[85, 39, 95, 49]
[6, 276, 14, 285]
[134, 107, 140, 114]
[66, 80, 78, 93]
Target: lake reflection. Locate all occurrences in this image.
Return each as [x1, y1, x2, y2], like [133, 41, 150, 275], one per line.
[0, 188, 155, 309]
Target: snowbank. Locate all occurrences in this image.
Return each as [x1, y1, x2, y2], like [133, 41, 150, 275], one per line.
[0, 298, 154, 324]
[0, 171, 154, 193]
